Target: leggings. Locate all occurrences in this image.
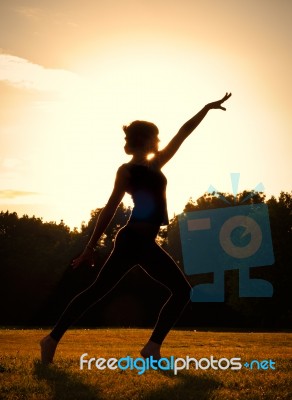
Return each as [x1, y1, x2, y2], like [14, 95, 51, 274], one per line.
[50, 223, 192, 345]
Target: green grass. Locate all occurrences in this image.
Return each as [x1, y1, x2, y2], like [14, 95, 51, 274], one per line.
[0, 328, 291, 399]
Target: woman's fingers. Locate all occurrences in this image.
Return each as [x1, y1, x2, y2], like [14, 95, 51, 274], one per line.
[207, 93, 231, 110]
[217, 92, 232, 110]
[71, 257, 81, 269]
[222, 92, 232, 102]
[71, 250, 95, 269]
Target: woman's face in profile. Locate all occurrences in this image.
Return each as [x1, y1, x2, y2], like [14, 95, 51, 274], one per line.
[124, 141, 132, 155]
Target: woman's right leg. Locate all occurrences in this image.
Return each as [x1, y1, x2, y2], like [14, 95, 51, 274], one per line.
[41, 228, 136, 363]
[49, 253, 134, 342]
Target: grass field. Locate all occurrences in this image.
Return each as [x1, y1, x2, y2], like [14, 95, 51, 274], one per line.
[0, 328, 291, 400]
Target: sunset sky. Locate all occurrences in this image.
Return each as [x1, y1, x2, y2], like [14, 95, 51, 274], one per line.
[1, 0, 291, 229]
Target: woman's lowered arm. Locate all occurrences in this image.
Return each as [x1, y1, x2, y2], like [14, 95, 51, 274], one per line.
[71, 165, 129, 268]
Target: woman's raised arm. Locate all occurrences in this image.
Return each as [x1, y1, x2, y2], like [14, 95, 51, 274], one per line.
[157, 93, 231, 167]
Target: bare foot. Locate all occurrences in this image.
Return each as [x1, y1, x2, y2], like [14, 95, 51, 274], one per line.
[40, 335, 57, 364]
[140, 340, 161, 360]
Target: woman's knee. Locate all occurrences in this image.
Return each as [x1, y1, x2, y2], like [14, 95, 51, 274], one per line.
[182, 281, 192, 304]
[171, 278, 192, 304]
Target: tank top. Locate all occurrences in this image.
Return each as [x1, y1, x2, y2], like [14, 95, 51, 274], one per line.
[125, 163, 169, 226]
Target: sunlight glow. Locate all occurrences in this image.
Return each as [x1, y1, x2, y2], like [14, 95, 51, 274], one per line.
[1, 1, 291, 229]
[0, 45, 287, 229]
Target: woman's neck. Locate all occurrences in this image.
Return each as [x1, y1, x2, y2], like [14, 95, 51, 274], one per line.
[130, 153, 155, 165]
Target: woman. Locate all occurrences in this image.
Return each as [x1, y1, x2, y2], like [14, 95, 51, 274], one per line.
[40, 92, 232, 364]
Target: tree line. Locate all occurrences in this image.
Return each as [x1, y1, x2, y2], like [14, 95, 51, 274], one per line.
[0, 191, 291, 329]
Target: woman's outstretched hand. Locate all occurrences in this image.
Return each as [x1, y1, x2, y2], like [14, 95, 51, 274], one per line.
[207, 92, 232, 111]
[71, 247, 95, 269]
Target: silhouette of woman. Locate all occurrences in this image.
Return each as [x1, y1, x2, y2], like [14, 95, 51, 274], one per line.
[40, 92, 231, 364]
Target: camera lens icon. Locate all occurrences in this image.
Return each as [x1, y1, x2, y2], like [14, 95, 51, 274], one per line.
[219, 215, 262, 259]
[178, 203, 274, 301]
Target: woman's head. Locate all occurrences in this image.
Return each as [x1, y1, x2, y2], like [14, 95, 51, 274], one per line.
[123, 120, 159, 155]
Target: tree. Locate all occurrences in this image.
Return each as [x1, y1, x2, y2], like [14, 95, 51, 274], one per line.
[1, 191, 290, 329]
[162, 191, 291, 328]
[0, 212, 77, 324]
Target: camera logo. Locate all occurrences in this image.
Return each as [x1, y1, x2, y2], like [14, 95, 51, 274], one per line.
[178, 174, 274, 302]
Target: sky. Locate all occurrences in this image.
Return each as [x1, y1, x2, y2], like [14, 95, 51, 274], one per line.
[0, 0, 291, 230]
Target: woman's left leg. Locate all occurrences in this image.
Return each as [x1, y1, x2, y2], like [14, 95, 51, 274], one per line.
[139, 242, 192, 347]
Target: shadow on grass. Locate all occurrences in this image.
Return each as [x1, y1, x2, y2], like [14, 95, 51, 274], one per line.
[34, 361, 101, 400]
[33, 361, 221, 400]
[144, 370, 221, 400]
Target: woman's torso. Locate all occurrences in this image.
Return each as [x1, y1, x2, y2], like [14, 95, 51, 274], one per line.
[124, 162, 169, 229]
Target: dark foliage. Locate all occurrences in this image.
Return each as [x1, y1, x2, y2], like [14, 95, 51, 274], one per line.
[0, 192, 291, 329]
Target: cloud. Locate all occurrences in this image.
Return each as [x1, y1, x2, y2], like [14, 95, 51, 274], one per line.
[13, 6, 44, 20]
[12, 6, 79, 28]
[0, 190, 39, 200]
[1, 158, 23, 170]
[0, 54, 82, 92]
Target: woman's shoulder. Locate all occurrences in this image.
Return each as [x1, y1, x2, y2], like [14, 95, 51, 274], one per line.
[117, 163, 132, 176]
